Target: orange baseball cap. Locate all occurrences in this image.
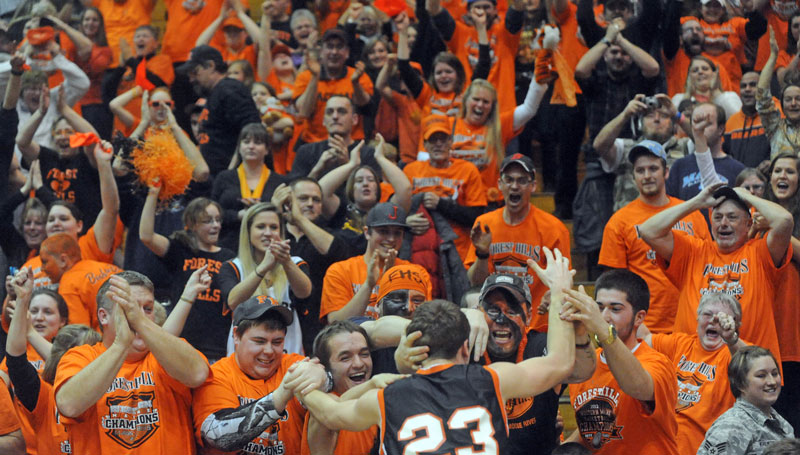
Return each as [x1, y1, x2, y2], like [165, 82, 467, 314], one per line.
[222, 14, 245, 30]
[421, 115, 452, 141]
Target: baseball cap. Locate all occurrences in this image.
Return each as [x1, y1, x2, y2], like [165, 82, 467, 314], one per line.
[222, 14, 245, 30]
[321, 28, 349, 45]
[628, 139, 668, 164]
[700, 0, 725, 5]
[467, 0, 497, 5]
[421, 115, 452, 141]
[177, 45, 225, 74]
[712, 186, 750, 214]
[233, 295, 293, 327]
[27, 26, 55, 46]
[366, 202, 408, 228]
[500, 153, 536, 176]
[479, 274, 532, 307]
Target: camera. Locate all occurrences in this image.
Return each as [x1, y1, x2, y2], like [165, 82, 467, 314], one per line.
[643, 96, 660, 110]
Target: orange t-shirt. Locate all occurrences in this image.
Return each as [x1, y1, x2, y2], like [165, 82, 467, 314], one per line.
[599, 197, 711, 333]
[0, 347, 46, 454]
[114, 54, 176, 136]
[92, 0, 155, 66]
[54, 342, 202, 454]
[320, 255, 411, 321]
[664, 50, 736, 97]
[300, 405, 377, 455]
[0, 377, 21, 436]
[465, 206, 571, 331]
[415, 84, 462, 120]
[651, 332, 736, 455]
[291, 68, 374, 143]
[20, 223, 122, 289]
[318, 0, 349, 34]
[773, 260, 800, 362]
[568, 342, 678, 455]
[161, 0, 226, 63]
[213, 43, 257, 70]
[19, 380, 70, 455]
[58, 260, 122, 330]
[552, 3, 588, 70]
[451, 110, 518, 202]
[754, 10, 788, 71]
[445, 18, 520, 112]
[192, 353, 306, 455]
[0, 344, 46, 375]
[403, 158, 487, 260]
[694, 17, 747, 86]
[660, 234, 789, 367]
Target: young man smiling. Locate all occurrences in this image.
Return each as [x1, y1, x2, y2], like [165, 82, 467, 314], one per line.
[466, 153, 571, 331]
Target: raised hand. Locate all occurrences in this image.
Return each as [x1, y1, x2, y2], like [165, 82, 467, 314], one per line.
[182, 265, 211, 302]
[470, 222, 492, 256]
[462, 308, 489, 361]
[528, 247, 573, 293]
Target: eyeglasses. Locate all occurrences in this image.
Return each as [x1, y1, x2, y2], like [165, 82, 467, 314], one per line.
[742, 184, 764, 192]
[149, 100, 174, 108]
[500, 175, 532, 186]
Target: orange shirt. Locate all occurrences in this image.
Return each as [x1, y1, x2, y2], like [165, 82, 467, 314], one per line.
[161, 0, 226, 63]
[292, 68, 374, 143]
[19, 381, 70, 455]
[58, 260, 122, 330]
[695, 17, 747, 86]
[404, 157, 487, 260]
[755, 10, 788, 71]
[552, 3, 589, 70]
[21, 224, 122, 289]
[0, 377, 21, 436]
[451, 110, 518, 202]
[300, 407, 377, 455]
[320, 255, 411, 321]
[115, 54, 176, 136]
[0, 344, 46, 375]
[568, 343, 678, 455]
[0, 346, 47, 455]
[54, 342, 202, 454]
[415, 84, 462, 120]
[651, 332, 736, 455]
[318, 0, 349, 34]
[664, 50, 736, 97]
[213, 43, 257, 70]
[465, 206, 571, 331]
[599, 197, 711, 333]
[445, 17, 520, 112]
[773, 260, 800, 362]
[660, 234, 789, 367]
[92, 0, 155, 66]
[192, 353, 307, 455]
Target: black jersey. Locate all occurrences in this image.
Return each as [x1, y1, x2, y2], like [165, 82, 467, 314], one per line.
[378, 363, 508, 455]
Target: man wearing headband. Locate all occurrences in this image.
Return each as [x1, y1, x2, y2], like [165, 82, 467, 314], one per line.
[640, 183, 793, 377]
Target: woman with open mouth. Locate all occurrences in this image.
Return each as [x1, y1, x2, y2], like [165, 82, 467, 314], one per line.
[761, 152, 800, 433]
[698, 346, 793, 454]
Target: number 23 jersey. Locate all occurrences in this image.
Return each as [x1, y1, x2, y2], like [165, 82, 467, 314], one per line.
[378, 363, 509, 455]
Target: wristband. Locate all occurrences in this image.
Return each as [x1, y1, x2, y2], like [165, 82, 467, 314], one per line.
[10, 69, 23, 76]
[179, 296, 193, 304]
[255, 269, 266, 278]
[476, 250, 490, 260]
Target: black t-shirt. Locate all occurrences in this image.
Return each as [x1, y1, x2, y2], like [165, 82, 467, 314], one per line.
[159, 239, 235, 360]
[484, 331, 561, 455]
[36, 146, 102, 228]
[0, 107, 18, 195]
[211, 169, 289, 251]
[198, 78, 261, 177]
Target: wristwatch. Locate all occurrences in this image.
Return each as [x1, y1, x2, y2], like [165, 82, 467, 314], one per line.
[593, 325, 617, 347]
[600, 37, 611, 46]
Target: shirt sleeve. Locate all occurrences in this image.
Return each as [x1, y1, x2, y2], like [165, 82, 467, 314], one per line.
[53, 346, 96, 424]
[319, 261, 356, 320]
[0, 379, 20, 435]
[598, 214, 628, 269]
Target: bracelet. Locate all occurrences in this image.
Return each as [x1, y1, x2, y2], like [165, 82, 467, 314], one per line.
[255, 269, 266, 278]
[10, 69, 23, 76]
[179, 296, 193, 304]
[476, 250, 490, 260]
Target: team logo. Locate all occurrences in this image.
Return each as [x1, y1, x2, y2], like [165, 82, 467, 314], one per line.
[505, 396, 534, 419]
[101, 391, 160, 448]
[676, 372, 706, 412]
[575, 398, 623, 449]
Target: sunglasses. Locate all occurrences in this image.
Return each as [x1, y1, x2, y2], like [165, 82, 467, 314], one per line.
[149, 100, 174, 108]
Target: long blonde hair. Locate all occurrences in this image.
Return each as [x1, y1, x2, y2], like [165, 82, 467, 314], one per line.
[460, 79, 504, 169]
[237, 203, 288, 298]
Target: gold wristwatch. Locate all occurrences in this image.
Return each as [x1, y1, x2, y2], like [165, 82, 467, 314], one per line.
[593, 324, 617, 347]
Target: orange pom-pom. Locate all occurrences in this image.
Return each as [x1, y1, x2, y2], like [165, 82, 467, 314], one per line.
[130, 131, 194, 202]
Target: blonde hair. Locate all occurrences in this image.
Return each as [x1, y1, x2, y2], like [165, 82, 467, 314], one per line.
[460, 79, 503, 169]
[237, 203, 288, 299]
[685, 56, 723, 99]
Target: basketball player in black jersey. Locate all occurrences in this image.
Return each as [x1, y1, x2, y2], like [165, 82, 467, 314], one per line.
[284, 247, 578, 454]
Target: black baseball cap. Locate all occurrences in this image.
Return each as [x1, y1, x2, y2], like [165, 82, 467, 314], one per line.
[321, 28, 349, 45]
[712, 186, 750, 214]
[178, 45, 225, 74]
[480, 274, 532, 307]
[500, 153, 536, 176]
[233, 295, 293, 327]
[366, 202, 408, 228]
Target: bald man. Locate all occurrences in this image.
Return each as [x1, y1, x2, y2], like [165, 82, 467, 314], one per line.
[40, 234, 121, 329]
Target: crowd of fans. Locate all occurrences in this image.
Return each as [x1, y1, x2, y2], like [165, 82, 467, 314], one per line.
[0, 0, 798, 452]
